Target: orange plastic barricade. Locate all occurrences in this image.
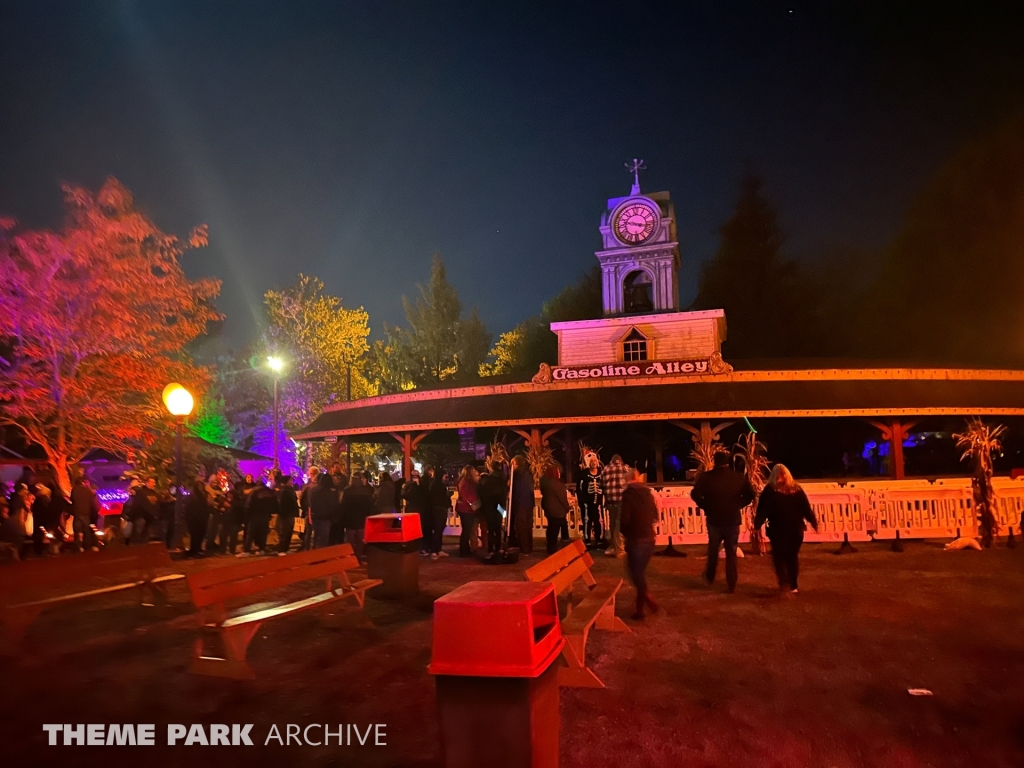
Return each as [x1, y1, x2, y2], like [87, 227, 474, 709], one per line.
[429, 581, 563, 768]
[364, 513, 423, 543]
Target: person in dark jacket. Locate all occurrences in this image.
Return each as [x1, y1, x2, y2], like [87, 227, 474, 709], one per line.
[427, 467, 452, 558]
[184, 481, 213, 558]
[690, 452, 755, 593]
[130, 478, 159, 545]
[539, 465, 571, 555]
[510, 456, 535, 556]
[31, 483, 60, 556]
[298, 467, 319, 550]
[308, 472, 338, 549]
[477, 461, 510, 555]
[246, 482, 279, 554]
[402, 470, 430, 554]
[275, 475, 300, 554]
[375, 472, 396, 513]
[620, 468, 660, 620]
[69, 477, 100, 552]
[341, 473, 375, 560]
[754, 464, 819, 596]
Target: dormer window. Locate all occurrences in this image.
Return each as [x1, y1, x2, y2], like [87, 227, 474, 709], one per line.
[622, 328, 648, 362]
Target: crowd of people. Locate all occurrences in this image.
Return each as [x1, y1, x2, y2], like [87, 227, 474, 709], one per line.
[2, 450, 826, 618]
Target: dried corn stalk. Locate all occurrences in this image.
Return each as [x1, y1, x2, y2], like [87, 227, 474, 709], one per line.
[954, 418, 1005, 547]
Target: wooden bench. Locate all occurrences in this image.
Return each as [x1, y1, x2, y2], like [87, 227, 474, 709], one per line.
[186, 543, 382, 679]
[0, 543, 184, 647]
[525, 538, 630, 688]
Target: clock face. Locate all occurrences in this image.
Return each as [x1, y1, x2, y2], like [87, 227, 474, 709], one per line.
[613, 201, 658, 245]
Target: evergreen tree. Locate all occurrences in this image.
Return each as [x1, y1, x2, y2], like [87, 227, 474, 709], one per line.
[868, 117, 1024, 366]
[691, 174, 820, 359]
[398, 254, 491, 387]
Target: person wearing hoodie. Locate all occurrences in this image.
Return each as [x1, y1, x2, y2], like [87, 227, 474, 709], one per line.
[427, 467, 452, 559]
[620, 468, 660, 620]
[539, 465, 571, 555]
[510, 456, 535, 556]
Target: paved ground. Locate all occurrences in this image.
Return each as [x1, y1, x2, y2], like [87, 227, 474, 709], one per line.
[2, 539, 1023, 767]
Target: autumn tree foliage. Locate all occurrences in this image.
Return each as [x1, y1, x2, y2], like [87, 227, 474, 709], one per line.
[258, 274, 371, 469]
[0, 178, 221, 492]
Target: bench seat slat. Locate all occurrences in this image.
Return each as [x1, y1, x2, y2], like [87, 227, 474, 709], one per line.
[188, 544, 356, 590]
[561, 579, 622, 635]
[524, 539, 586, 583]
[219, 591, 341, 627]
[548, 558, 594, 597]
[189, 556, 359, 608]
[0, 544, 175, 600]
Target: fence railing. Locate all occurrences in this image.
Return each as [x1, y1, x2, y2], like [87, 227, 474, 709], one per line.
[442, 476, 1024, 544]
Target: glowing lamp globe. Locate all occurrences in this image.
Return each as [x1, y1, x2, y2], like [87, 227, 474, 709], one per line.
[162, 383, 194, 417]
[267, 356, 285, 373]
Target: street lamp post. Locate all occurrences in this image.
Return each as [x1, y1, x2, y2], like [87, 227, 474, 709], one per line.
[267, 356, 284, 470]
[162, 383, 194, 550]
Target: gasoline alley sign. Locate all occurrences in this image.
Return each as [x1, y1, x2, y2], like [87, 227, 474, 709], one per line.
[551, 358, 713, 381]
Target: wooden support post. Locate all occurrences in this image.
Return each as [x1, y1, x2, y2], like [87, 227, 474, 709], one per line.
[654, 423, 664, 483]
[866, 419, 920, 480]
[565, 425, 574, 485]
[390, 431, 431, 480]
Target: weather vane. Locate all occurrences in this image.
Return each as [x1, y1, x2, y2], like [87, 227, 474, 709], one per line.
[625, 158, 646, 195]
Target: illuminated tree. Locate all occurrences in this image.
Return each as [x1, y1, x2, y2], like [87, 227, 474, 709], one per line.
[260, 274, 371, 471]
[189, 393, 234, 447]
[480, 327, 526, 376]
[0, 178, 221, 492]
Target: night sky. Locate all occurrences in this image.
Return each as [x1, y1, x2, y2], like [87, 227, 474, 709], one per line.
[2, 2, 1023, 348]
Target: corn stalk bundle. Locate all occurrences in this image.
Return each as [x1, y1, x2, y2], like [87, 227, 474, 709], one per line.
[526, 440, 555, 487]
[734, 430, 770, 554]
[954, 418, 1005, 547]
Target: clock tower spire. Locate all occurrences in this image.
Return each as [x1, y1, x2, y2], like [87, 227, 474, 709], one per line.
[625, 157, 646, 196]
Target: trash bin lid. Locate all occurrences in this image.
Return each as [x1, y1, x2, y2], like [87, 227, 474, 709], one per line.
[364, 513, 423, 543]
[429, 581, 563, 678]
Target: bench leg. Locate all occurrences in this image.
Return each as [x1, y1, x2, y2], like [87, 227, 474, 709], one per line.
[594, 601, 631, 633]
[190, 624, 261, 680]
[0, 605, 44, 651]
[558, 633, 605, 688]
[140, 579, 168, 609]
[321, 589, 374, 629]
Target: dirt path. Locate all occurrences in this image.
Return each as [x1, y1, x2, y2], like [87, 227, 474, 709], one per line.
[2, 542, 1022, 767]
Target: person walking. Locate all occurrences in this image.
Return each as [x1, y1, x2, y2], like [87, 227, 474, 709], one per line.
[308, 472, 337, 549]
[184, 481, 213, 558]
[576, 453, 604, 549]
[341, 472, 375, 561]
[690, 452, 755, 593]
[602, 455, 630, 557]
[510, 456, 535, 556]
[621, 468, 660, 620]
[427, 467, 452, 559]
[455, 466, 481, 558]
[539, 465, 571, 555]
[275, 475, 300, 554]
[754, 464, 819, 596]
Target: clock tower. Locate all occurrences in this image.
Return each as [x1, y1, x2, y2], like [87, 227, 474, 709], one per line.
[596, 164, 680, 316]
[544, 161, 728, 372]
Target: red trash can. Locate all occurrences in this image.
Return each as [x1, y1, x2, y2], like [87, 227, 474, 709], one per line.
[429, 581, 564, 768]
[364, 513, 423, 598]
